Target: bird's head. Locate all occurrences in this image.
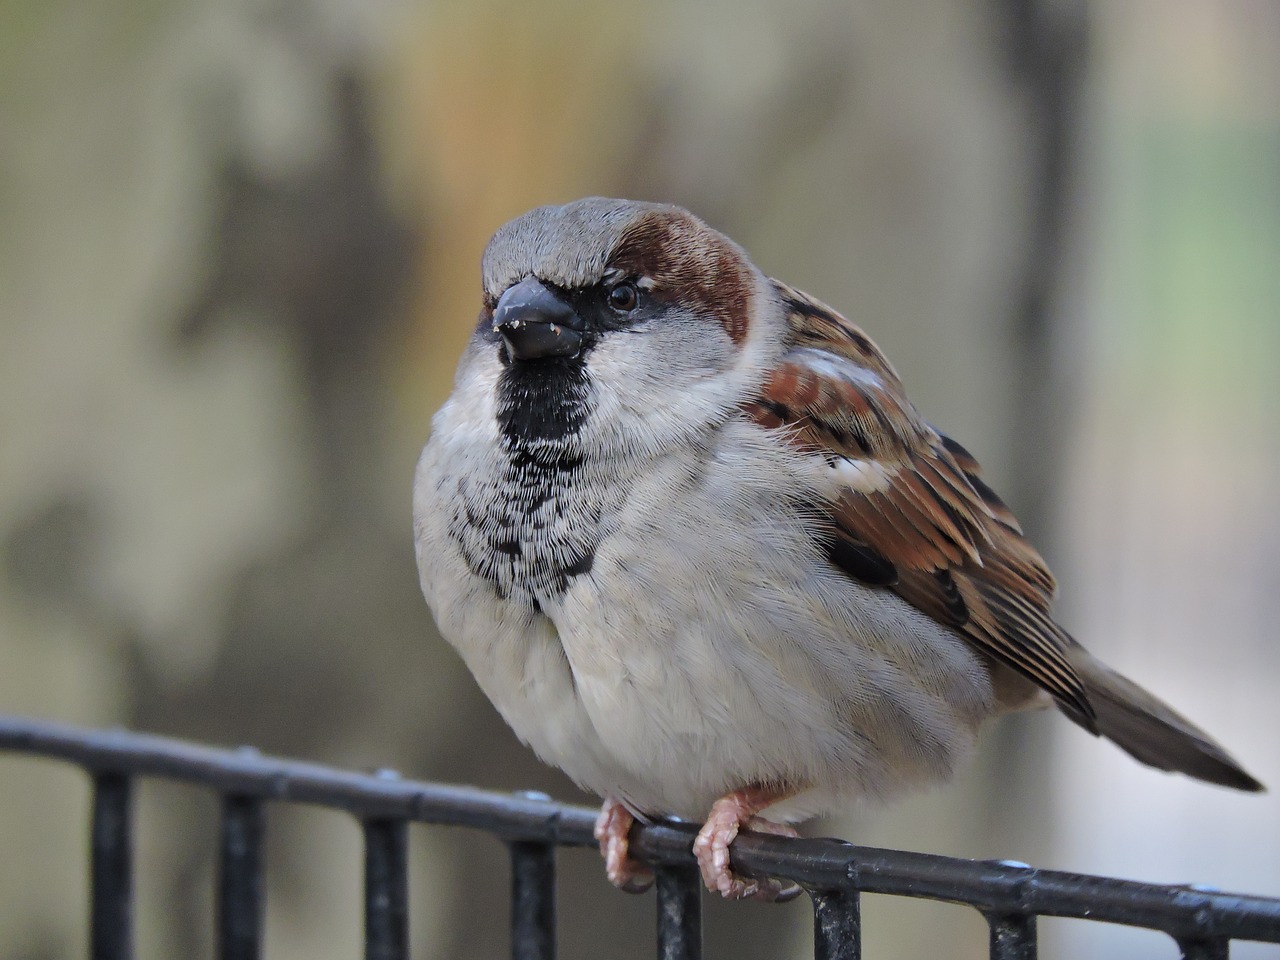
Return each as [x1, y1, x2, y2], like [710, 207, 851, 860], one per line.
[470, 197, 783, 459]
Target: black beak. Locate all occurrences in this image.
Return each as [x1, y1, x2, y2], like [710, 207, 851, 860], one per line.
[492, 277, 585, 361]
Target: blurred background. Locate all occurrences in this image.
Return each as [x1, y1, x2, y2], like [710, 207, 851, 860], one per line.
[1, 0, 1278, 957]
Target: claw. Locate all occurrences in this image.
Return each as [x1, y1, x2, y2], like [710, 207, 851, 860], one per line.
[692, 787, 799, 901]
[595, 797, 654, 894]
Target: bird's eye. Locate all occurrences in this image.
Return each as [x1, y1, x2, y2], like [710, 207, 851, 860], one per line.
[606, 281, 639, 312]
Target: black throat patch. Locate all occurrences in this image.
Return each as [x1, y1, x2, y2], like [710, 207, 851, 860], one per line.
[495, 354, 590, 446]
[449, 353, 598, 610]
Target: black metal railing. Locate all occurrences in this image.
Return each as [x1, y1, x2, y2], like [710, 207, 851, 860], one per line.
[1, 714, 1277, 960]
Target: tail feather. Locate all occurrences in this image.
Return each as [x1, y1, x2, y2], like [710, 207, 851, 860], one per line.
[1064, 651, 1264, 793]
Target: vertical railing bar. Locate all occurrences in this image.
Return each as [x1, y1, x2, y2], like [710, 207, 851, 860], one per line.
[811, 888, 861, 960]
[655, 864, 702, 960]
[1176, 936, 1230, 960]
[363, 817, 409, 960]
[218, 794, 265, 960]
[509, 840, 556, 960]
[90, 771, 133, 960]
[986, 912, 1037, 960]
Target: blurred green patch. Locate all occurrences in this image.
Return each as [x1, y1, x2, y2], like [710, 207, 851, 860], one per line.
[1102, 114, 1280, 414]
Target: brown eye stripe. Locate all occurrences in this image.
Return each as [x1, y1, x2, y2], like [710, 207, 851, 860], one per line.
[610, 212, 754, 344]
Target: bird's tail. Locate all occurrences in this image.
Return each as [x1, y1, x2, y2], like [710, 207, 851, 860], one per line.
[1064, 649, 1264, 793]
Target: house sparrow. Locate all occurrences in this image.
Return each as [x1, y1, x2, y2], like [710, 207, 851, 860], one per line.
[413, 197, 1263, 901]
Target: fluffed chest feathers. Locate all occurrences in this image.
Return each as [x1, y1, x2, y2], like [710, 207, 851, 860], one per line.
[443, 440, 623, 612]
[422, 406, 1006, 816]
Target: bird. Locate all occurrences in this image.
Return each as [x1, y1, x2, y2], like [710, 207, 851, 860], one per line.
[412, 196, 1263, 901]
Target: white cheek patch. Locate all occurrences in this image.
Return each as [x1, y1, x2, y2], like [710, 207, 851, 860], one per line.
[575, 317, 741, 458]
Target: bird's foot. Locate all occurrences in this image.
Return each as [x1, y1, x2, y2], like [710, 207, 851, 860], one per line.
[594, 796, 654, 894]
[693, 787, 802, 902]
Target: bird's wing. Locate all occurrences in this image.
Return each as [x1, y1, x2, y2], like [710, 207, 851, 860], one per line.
[744, 281, 1095, 729]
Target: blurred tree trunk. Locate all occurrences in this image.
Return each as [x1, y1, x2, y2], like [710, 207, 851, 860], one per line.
[979, 0, 1090, 860]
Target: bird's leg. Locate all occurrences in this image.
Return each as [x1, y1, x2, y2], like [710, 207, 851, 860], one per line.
[693, 785, 801, 901]
[594, 796, 654, 893]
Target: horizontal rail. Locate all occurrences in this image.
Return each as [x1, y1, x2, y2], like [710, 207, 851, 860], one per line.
[0, 714, 595, 844]
[2, 713, 1278, 946]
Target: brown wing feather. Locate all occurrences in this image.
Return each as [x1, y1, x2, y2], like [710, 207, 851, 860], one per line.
[746, 282, 1096, 728]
